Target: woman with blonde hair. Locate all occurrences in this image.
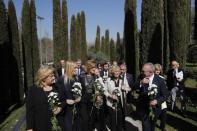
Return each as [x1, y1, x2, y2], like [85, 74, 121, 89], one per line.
[56, 61, 81, 131]
[154, 63, 168, 131]
[105, 65, 130, 131]
[26, 65, 65, 131]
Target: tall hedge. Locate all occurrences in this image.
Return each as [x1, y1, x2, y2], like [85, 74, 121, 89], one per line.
[95, 25, 101, 52]
[80, 11, 87, 63]
[53, 0, 63, 64]
[8, 0, 24, 104]
[167, 0, 190, 68]
[62, 0, 68, 60]
[30, 0, 40, 78]
[124, 0, 139, 78]
[141, 0, 164, 65]
[22, 0, 33, 89]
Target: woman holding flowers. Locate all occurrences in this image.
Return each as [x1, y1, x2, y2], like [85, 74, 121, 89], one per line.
[56, 61, 81, 131]
[26, 65, 65, 131]
[80, 60, 97, 131]
[105, 65, 130, 131]
[90, 68, 107, 131]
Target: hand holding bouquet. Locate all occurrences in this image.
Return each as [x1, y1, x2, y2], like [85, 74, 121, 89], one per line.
[93, 79, 105, 109]
[47, 91, 62, 131]
[147, 84, 158, 121]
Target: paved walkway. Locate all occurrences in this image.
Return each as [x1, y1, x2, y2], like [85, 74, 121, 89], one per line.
[12, 114, 26, 131]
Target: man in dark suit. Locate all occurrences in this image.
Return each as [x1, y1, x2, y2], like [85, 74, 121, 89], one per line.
[166, 60, 186, 114]
[120, 64, 134, 104]
[57, 59, 66, 77]
[100, 62, 110, 77]
[135, 63, 168, 131]
[76, 59, 85, 77]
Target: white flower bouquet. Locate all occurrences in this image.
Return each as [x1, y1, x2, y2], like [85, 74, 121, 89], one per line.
[71, 82, 82, 124]
[47, 91, 62, 131]
[92, 79, 105, 109]
[71, 82, 82, 99]
[147, 84, 158, 121]
[102, 75, 108, 83]
[112, 89, 121, 108]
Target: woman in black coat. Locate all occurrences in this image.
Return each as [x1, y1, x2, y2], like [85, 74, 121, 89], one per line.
[26, 65, 65, 131]
[56, 61, 81, 131]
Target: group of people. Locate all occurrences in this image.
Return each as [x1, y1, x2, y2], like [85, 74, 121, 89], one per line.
[26, 59, 186, 131]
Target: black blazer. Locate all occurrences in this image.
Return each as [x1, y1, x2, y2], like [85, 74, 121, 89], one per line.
[100, 70, 109, 77]
[124, 73, 134, 103]
[26, 85, 65, 131]
[57, 68, 64, 77]
[166, 68, 185, 91]
[135, 74, 168, 117]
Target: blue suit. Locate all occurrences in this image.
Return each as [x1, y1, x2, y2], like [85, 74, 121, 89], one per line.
[135, 74, 168, 131]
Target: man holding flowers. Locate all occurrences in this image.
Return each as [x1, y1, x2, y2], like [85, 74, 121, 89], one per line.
[135, 63, 168, 131]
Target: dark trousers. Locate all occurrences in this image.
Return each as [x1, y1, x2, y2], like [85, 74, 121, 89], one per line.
[159, 109, 166, 130]
[80, 102, 92, 131]
[65, 105, 80, 131]
[89, 106, 106, 131]
[142, 115, 156, 131]
[108, 106, 124, 131]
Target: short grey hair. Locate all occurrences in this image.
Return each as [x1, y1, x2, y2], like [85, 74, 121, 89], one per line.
[143, 62, 155, 72]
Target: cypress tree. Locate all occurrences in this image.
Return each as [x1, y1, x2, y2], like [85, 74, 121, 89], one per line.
[0, 0, 12, 118]
[62, 0, 68, 60]
[30, 0, 40, 78]
[70, 15, 77, 60]
[76, 12, 81, 59]
[53, 0, 63, 64]
[167, 0, 190, 68]
[0, 0, 9, 46]
[22, 0, 33, 89]
[80, 11, 87, 63]
[195, 0, 197, 39]
[104, 29, 110, 57]
[124, 0, 139, 78]
[8, 0, 24, 104]
[95, 25, 101, 52]
[116, 32, 123, 61]
[101, 36, 105, 54]
[163, 0, 170, 71]
[141, 0, 164, 65]
[110, 38, 116, 62]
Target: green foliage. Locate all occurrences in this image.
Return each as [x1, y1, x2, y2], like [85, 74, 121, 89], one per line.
[80, 11, 87, 63]
[167, 0, 190, 68]
[62, 0, 68, 60]
[22, 0, 33, 88]
[76, 13, 81, 59]
[53, 0, 63, 65]
[70, 15, 77, 60]
[185, 78, 197, 88]
[104, 30, 110, 58]
[116, 32, 124, 61]
[100, 36, 105, 54]
[124, 0, 139, 79]
[95, 25, 101, 52]
[8, 0, 24, 103]
[87, 51, 109, 64]
[0, 105, 25, 130]
[163, 0, 170, 72]
[187, 44, 197, 63]
[195, 0, 197, 39]
[0, 0, 9, 46]
[110, 38, 116, 62]
[30, 0, 40, 79]
[141, 0, 164, 65]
